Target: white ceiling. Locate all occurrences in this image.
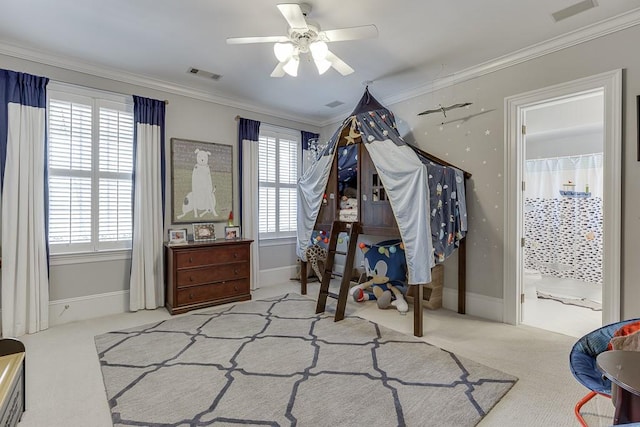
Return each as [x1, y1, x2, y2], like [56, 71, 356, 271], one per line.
[1, 1, 639, 125]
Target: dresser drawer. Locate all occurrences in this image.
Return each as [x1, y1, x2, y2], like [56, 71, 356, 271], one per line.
[176, 279, 249, 306]
[176, 262, 249, 287]
[175, 245, 249, 268]
[165, 239, 253, 314]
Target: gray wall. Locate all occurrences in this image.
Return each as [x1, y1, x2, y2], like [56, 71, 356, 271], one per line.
[368, 24, 639, 319]
[2, 21, 640, 320]
[0, 54, 317, 301]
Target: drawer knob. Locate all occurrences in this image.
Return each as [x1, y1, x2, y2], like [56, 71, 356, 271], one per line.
[234, 269, 238, 275]
[189, 293, 194, 299]
[233, 253, 238, 258]
[189, 257, 193, 263]
[234, 285, 238, 291]
[189, 276, 194, 282]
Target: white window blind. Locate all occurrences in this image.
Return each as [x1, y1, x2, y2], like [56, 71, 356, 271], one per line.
[48, 87, 134, 254]
[258, 127, 300, 239]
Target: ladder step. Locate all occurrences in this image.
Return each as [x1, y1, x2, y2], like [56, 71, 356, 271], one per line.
[315, 220, 361, 320]
[321, 271, 343, 278]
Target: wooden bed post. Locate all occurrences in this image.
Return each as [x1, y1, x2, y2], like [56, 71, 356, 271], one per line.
[412, 284, 423, 337]
[300, 261, 308, 295]
[458, 238, 466, 314]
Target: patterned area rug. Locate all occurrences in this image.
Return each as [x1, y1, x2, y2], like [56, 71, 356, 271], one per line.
[536, 290, 602, 311]
[95, 293, 517, 426]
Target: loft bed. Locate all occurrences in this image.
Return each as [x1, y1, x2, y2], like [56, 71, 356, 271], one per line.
[297, 89, 471, 337]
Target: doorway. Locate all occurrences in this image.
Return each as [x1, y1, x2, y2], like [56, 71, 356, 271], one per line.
[521, 91, 603, 337]
[503, 70, 622, 335]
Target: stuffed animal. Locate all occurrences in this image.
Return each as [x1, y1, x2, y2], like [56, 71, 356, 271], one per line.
[349, 239, 408, 314]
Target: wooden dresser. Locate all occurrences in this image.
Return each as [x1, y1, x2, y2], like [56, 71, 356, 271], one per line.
[165, 239, 253, 314]
[0, 339, 25, 427]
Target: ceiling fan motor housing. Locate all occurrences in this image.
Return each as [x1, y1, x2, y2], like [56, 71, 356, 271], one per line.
[288, 22, 321, 53]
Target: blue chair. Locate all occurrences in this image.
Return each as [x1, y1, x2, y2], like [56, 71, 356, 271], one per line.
[570, 318, 640, 426]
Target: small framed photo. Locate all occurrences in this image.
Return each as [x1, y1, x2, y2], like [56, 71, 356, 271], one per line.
[225, 226, 241, 240]
[193, 223, 216, 241]
[168, 228, 188, 244]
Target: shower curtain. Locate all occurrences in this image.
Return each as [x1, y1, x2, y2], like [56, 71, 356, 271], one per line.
[524, 153, 603, 284]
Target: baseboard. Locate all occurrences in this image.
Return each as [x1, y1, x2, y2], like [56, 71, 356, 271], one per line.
[442, 287, 504, 322]
[19, 278, 502, 329]
[49, 290, 130, 327]
[257, 265, 297, 287]
[48, 266, 297, 326]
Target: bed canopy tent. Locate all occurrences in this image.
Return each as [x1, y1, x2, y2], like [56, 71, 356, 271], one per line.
[296, 89, 470, 336]
[298, 89, 434, 285]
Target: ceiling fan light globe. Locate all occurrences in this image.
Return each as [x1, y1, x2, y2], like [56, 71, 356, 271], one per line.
[314, 58, 331, 75]
[283, 56, 300, 77]
[274, 42, 294, 62]
[309, 40, 329, 60]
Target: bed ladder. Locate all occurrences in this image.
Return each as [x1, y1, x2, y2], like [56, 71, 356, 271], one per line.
[316, 220, 361, 321]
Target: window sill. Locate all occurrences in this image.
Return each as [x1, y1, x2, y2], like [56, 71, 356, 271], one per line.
[49, 249, 132, 266]
[259, 236, 296, 248]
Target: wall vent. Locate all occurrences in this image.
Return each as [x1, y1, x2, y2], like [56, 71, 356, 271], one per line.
[325, 100, 345, 108]
[187, 67, 222, 81]
[552, 0, 597, 22]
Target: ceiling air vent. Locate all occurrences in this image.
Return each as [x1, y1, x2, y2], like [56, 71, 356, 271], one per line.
[187, 67, 222, 81]
[325, 100, 345, 108]
[552, 0, 597, 22]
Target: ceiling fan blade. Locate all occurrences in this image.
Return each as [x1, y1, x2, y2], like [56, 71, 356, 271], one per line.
[326, 51, 354, 76]
[271, 62, 286, 78]
[226, 35, 289, 45]
[277, 3, 309, 31]
[322, 25, 378, 42]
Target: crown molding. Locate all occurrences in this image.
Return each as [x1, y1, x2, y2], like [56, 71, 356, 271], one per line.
[0, 42, 320, 127]
[321, 7, 640, 127]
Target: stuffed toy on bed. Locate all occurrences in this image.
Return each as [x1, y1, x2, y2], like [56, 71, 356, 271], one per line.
[349, 239, 408, 314]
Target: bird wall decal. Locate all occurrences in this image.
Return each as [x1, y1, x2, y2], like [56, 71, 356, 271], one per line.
[418, 102, 472, 117]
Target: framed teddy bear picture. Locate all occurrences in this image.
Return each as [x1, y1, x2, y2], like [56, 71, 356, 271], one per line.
[170, 138, 233, 224]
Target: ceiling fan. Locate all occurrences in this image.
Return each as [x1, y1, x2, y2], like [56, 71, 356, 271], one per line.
[226, 3, 378, 77]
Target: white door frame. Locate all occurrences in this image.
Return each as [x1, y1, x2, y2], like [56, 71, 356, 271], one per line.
[503, 69, 622, 326]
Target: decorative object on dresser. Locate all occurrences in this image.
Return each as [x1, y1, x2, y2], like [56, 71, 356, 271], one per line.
[193, 223, 216, 241]
[168, 228, 188, 245]
[165, 239, 253, 314]
[0, 338, 25, 427]
[225, 226, 240, 240]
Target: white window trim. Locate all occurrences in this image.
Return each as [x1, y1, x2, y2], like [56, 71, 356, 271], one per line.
[259, 236, 297, 247]
[258, 124, 301, 243]
[49, 249, 132, 266]
[47, 82, 134, 263]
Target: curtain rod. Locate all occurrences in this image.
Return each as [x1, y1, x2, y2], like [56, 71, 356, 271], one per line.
[234, 115, 318, 134]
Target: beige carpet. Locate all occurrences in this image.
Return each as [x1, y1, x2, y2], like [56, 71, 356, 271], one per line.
[95, 293, 517, 426]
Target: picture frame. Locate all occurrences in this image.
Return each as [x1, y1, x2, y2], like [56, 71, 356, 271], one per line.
[171, 138, 233, 224]
[168, 228, 188, 245]
[193, 223, 216, 241]
[225, 226, 241, 240]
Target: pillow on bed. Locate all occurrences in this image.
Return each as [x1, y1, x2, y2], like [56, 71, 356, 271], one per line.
[310, 230, 330, 249]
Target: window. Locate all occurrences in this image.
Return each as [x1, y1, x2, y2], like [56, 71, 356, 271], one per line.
[258, 126, 300, 239]
[47, 84, 134, 254]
